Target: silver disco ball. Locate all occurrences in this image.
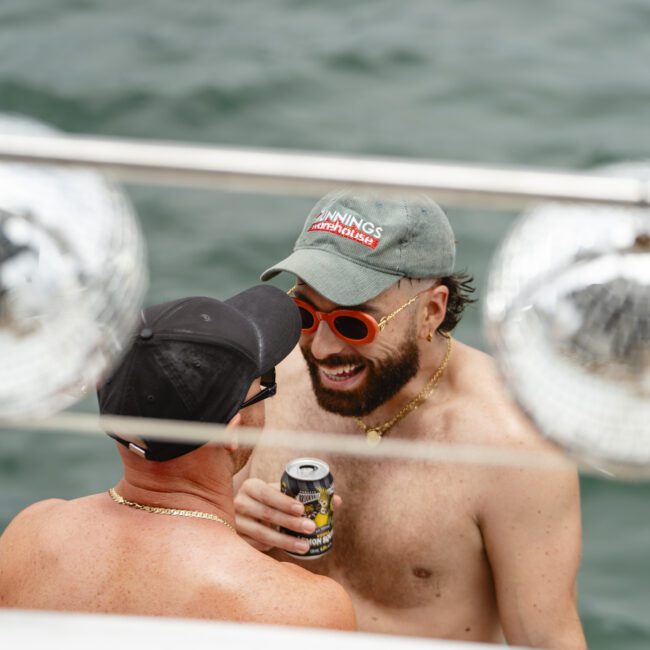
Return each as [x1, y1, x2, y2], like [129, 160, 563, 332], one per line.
[0, 115, 147, 420]
[485, 163, 650, 478]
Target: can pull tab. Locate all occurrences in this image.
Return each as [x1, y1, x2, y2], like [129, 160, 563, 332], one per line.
[297, 464, 319, 477]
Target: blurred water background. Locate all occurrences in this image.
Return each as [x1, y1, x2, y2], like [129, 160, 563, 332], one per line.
[1, 1, 649, 647]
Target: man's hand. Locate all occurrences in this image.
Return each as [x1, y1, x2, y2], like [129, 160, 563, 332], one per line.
[234, 478, 341, 555]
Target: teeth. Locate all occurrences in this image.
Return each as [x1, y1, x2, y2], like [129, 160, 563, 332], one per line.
[321, 364, 363, 380]
[329, 365, 357, 375]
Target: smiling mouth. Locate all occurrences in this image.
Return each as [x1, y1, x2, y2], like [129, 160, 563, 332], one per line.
[319, 364, 365, 383]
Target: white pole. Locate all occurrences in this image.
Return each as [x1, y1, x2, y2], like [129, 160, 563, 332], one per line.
[0, 133, 648, 208]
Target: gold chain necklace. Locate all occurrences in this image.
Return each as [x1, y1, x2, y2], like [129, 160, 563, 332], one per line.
[108, 487, 236, 533]
[354, 333, 453, 446]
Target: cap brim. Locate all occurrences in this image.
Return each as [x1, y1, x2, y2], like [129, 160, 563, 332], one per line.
[225, 285, 301, 374]
[261, 249, 401, 305]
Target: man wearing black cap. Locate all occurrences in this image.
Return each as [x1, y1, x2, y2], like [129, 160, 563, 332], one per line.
[0, 286, 356, 630]
[234, 192, 586, 648]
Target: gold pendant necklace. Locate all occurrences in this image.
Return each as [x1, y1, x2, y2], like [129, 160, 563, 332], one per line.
[354, 333, 453, 446]
[108, 487, 236, 533]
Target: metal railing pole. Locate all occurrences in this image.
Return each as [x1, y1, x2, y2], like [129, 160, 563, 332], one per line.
[0, 133, 648, 209]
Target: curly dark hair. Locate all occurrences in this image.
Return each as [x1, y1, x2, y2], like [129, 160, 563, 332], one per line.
[399, 273, 477, 333]
[437, 272, 477, 333]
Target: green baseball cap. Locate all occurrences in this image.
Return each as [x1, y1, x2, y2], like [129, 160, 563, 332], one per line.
[261, 190, 456, 305]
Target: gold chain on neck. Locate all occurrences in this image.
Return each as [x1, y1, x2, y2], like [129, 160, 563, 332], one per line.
[108, 487, 236, 533]
[353, 333, 453, 446]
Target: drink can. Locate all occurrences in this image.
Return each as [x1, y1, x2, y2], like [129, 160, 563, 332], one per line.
[280, 458, 334, 559]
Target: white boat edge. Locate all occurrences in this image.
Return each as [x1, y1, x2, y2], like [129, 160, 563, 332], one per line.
[0, 608, 530, 649]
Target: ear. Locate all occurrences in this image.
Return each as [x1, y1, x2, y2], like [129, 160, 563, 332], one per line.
[419, 284, 449, 339]
[223, 412, 241, 452]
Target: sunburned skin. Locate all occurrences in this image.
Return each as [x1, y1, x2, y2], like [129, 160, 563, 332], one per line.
[0, 378, 356, 631]
[0, 490, 354, 629]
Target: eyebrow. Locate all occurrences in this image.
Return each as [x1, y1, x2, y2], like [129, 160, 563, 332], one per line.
[293, 290, 382, 316]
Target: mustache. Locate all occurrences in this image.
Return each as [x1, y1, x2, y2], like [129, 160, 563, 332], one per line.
[301, 348, 368, 369]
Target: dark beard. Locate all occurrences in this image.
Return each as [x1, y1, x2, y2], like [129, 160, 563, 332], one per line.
[300, 339, 420, 417]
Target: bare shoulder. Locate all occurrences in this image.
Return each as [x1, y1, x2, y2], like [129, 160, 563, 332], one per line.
[0, 494, 109, 548]
[446, 341, 579, 497]
[449, 343, 580, 515]
[0, 498, 66, 577]
[275, 560, 357, 630]
[227, 547, 355, 630]
[448, 340, 557, 453]
[0, 498, 64, 541]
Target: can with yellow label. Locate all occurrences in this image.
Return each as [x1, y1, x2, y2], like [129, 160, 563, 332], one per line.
[280, 458, 334, 559]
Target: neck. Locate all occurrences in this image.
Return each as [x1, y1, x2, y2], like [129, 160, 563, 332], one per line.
[114, 445, 236, 526]
[361, 333, 452, 428]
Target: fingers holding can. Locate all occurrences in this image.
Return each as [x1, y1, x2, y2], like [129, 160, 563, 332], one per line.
[234, 478, 316, 553]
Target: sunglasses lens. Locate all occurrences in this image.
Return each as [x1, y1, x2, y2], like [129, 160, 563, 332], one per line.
[333, 315, 369, 341]
[297, 305, 315, 331]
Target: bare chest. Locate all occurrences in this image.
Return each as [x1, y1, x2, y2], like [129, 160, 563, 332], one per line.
[251, 449, 485, 609]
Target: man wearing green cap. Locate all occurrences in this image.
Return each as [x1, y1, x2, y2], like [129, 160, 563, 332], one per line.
[234, 191, 585, 648]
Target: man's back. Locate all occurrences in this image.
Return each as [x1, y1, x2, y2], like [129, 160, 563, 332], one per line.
[0, 494, 355, 630]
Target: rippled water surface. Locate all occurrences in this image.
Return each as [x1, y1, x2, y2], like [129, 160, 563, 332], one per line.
[1, 1, 650, 647]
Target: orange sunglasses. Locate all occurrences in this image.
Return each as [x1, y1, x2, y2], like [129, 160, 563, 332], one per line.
[289, 286, 421, 345]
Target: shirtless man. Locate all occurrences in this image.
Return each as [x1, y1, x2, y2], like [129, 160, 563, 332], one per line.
[234, 192, 586, 648]
[0, 286, 355, 631]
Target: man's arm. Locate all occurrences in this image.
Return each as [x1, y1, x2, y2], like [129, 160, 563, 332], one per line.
[480, 456, 586, 649]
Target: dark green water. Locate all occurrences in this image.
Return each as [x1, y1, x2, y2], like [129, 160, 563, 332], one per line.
[1, 1, 650, 647]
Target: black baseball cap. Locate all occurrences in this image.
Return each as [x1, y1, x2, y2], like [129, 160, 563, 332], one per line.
[97, 285, 301, 461]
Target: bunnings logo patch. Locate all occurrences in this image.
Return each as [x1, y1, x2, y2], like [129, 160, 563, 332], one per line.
[307, 210, 384, 249]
